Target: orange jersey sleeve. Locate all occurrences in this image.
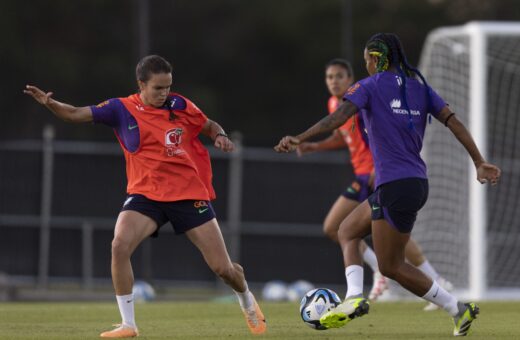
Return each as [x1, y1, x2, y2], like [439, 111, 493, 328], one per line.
[328, 96, 374, 175]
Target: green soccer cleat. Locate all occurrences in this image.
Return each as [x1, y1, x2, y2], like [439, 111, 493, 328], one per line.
[453, 302, 479, 336]
[319, 296, 369, 329]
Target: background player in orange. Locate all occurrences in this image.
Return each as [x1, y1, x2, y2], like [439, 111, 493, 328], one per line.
[297, 59, 452, 307]
[24, 55, 266, 338]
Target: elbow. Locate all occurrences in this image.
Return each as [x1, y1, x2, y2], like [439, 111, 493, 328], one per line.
[61, 116, 74, 123]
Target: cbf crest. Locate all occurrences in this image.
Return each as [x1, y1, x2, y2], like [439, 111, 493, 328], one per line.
[165, 128, 183, 147]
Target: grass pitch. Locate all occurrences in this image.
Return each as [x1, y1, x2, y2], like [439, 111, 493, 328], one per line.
[0, 301, 519, 339]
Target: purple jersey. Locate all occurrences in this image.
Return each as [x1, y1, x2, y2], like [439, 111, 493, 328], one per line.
[344, 71, 446, 188]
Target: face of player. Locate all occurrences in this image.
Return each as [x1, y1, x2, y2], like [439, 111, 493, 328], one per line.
[364, 48, 378, 76]
[325, 65, 353, 98]
[138, 72, 173, 107]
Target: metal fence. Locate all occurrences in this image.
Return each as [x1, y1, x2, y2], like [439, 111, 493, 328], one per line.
[0, 126, 355, 290]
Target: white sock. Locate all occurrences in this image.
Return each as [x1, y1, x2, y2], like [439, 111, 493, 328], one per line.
[235, 284, 254, 310]
[345, 265, 364, 299]
[362, 247, 379, 272]
[422, 281, 458, 316]
[418, 260, 440, 281]
[116, 294, 136, 328]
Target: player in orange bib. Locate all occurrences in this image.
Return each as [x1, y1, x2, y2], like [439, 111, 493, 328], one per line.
[24, 55, 266, 338]
[297, 59, 452, 307]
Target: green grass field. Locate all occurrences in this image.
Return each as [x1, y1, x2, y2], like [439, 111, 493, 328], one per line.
[1, 301, 519, 339]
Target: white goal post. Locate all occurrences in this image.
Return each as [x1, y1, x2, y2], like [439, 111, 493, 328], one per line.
[416, 21, 520, 301]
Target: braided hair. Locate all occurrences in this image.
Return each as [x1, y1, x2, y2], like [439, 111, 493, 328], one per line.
[365, 33, 433, 129]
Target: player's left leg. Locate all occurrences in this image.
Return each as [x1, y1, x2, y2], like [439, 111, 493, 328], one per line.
[405, 238, 454, 311]
[186, 219, 266, 335]
[373, 218, 478, 336]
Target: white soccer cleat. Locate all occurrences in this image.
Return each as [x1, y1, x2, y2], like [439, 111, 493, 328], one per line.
[368, 271, 389, 302]
[424, 277, 454, 311]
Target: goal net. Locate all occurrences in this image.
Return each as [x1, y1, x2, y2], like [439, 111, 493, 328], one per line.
[415, 22, 520, 300]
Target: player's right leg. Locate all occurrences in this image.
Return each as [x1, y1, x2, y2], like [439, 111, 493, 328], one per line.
[320, 200, 372, 329]
[404, 239, 454, 311]
[100, 209, 159, 338]
[186, 219, 266, 335]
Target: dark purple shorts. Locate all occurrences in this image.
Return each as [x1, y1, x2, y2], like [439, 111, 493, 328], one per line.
[368, 178, 428, 233]
[341, 174, 373, 202]
[121, 194, 216, 237]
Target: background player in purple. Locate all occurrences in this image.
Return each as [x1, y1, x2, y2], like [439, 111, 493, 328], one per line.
[275, 33, 500, 336]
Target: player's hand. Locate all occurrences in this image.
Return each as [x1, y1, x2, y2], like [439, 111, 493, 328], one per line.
[476, 162, 501, 185]
[274, 136, 300, 153]
[24, 85, 53, 105]
[214, 135, 234, 152]
[296, 142, 318, 157]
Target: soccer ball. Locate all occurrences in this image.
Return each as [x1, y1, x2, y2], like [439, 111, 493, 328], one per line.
[132, 280, 156, 302]
[261, 280, 288, 301]
[300, 288, 341, 330]
[287, 280, 315, 302]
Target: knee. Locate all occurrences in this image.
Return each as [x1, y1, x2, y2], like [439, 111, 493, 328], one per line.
[378, 262, 399, 280]
[323, 222, 338, 240]
[111, 237, 131, 259]
[337, 225, 352, 243]
[212, 263, 236, 280]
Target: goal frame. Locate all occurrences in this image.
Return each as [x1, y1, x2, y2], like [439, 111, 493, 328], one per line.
[420, 21, 520, 301]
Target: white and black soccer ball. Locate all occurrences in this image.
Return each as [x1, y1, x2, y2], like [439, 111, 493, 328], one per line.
[132, 280, 156, 302]
[299, 288, 341, 330]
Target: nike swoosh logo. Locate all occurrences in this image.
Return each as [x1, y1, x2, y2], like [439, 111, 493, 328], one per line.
[198, 208, 209, 214]
[433, 287, 439, 298]
[346, 271, 354, 277]
[126, 300, 133, 303]
[128, 124, 138, 130]
[372, 205, 380, 211]
[347, 188, 356, 193]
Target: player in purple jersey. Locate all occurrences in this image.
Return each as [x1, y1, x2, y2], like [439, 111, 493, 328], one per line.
[298, 58, 454, 308]
[275, 33, 500, 336]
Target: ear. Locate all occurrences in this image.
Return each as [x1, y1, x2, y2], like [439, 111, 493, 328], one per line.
[137, 80, 145, 92]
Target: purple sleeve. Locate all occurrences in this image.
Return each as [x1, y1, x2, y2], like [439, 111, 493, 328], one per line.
[343, 81, 370, 111]
[90, 99, 119, 127]
[429, 87, 447, 117]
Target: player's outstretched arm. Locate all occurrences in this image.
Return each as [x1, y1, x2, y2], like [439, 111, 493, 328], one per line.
[24, 85, 93, 123]
[436, 106, 501, 185]
[275, 100, 358, 153]
[201, 119, 234, 152]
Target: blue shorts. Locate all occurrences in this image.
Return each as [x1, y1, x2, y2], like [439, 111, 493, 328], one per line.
[368, 178, 428, 233]
[121, 194, 216, 237]
[341, 174, 373, 202]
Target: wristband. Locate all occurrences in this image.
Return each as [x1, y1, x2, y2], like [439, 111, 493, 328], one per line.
[444, 113, 455, 127]
[215, 132, 228, 139]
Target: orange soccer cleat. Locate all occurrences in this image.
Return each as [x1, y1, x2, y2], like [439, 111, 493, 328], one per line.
[242, 295, 267, 335]
[100, 324, 139, 338]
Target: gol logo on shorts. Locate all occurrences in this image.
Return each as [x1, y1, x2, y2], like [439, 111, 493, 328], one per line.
[194, 201, 208, 208]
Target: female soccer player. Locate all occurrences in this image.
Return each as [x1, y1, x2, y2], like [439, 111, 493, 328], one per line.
[25, 55, 266, 338]
[298, 58, 453, 307]
[275, 34, 500, 336]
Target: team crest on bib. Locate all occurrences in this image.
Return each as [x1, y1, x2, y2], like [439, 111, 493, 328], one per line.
[165, 128, 183, 146]
[165, 128, 185, 157]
